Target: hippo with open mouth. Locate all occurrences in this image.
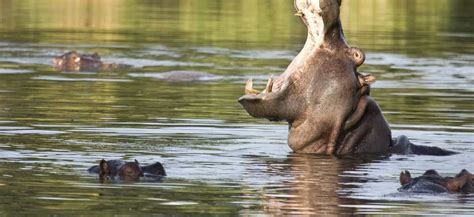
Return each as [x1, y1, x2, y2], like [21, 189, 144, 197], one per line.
[238, 0, 455, 156]
[399, 169, 474, 194]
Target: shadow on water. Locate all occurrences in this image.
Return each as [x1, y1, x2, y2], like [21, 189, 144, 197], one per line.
[0, 0, 473, 215]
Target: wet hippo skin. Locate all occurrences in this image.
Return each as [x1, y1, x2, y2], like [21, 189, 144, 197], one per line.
[88, 159, 166, 182]
[238, 0, 456, 156]
[399, 169, 474, 193]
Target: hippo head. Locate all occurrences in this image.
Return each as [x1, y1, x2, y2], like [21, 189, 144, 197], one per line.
[399, 169, 474, 193]
[53, 51, 81, 71]
[52, 51, 102, 71]
[238, 0, 386, 155]
[118, 159, 144, 181]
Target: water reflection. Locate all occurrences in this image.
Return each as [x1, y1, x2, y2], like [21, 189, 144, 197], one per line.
[0, 0, 473, 52]
[261, 154, 366, 215]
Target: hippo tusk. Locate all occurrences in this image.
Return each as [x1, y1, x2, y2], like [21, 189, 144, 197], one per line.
[262, 75, 274, 93]
[294, 11, 303, 17]
[245, 78, 260, 95]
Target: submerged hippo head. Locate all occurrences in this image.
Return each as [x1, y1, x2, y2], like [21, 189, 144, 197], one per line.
[118, 160, 144, 181]
[399, 169, 474, 193]
[52, 51, 113, 71]
[53, 51, 82, 71]
[99, 159, 144, 182]
[91, 159, 165, 182]
[238, 0, 391, 155]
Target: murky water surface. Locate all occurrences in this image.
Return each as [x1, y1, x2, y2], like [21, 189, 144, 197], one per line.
[0, 0, 473, 215]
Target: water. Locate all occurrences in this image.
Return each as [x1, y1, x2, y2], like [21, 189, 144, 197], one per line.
[0, 0, 473, 215]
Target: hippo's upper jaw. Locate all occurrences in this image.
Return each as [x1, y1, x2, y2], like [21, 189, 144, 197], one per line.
[294, 0, 342, 48]
[238, 0, 391, 155]
[238, 75, 299, 122]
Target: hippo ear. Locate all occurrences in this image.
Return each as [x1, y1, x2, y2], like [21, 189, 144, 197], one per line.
[447, 174, 468, 192]
[362, 74, 376, 85]
[456, 169, 472, 178]
[457, 169, 474, 183]
[399, 170, 412, 186]
[99, 159, 109, 175]
[347, 47, 365, 67]
[134, 159, 139, 165]
[358, 73, 376, 87]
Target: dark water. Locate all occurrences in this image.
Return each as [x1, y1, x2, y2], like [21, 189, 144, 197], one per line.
[0, 0, 473, 215]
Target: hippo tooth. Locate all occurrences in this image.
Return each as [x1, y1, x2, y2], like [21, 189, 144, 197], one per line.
[294, 11, 303, 17]
[245, 78, 260, 95]
[263, 75, 274, 93]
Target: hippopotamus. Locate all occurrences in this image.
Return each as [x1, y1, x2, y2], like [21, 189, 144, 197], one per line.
[88, 159, 166, 182]
[238, 0, 455, 156]
[399, 169, 474, 194]
[52, 51, 128, 71]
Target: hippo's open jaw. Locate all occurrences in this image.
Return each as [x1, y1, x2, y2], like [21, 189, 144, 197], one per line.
[238, 75, 294, 120]
[294, 0, 326, 46]
[238, 0, 342, 120]
[240, 74, 292, 99]
[244, 76, 274, 96]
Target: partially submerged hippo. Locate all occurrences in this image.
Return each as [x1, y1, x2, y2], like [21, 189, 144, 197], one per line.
[238, 0, 455, 156]
[88, 159, 166, 182]
[53, 51, 128, 71]
[399, 169, 474, 194]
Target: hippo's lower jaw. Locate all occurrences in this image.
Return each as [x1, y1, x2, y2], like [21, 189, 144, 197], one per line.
[238, 76, 300, 122]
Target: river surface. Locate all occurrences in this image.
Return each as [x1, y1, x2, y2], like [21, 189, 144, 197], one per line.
[0, 0, 473, 216]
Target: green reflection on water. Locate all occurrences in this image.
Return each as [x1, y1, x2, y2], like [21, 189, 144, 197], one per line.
[0, 0, 473, 53]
